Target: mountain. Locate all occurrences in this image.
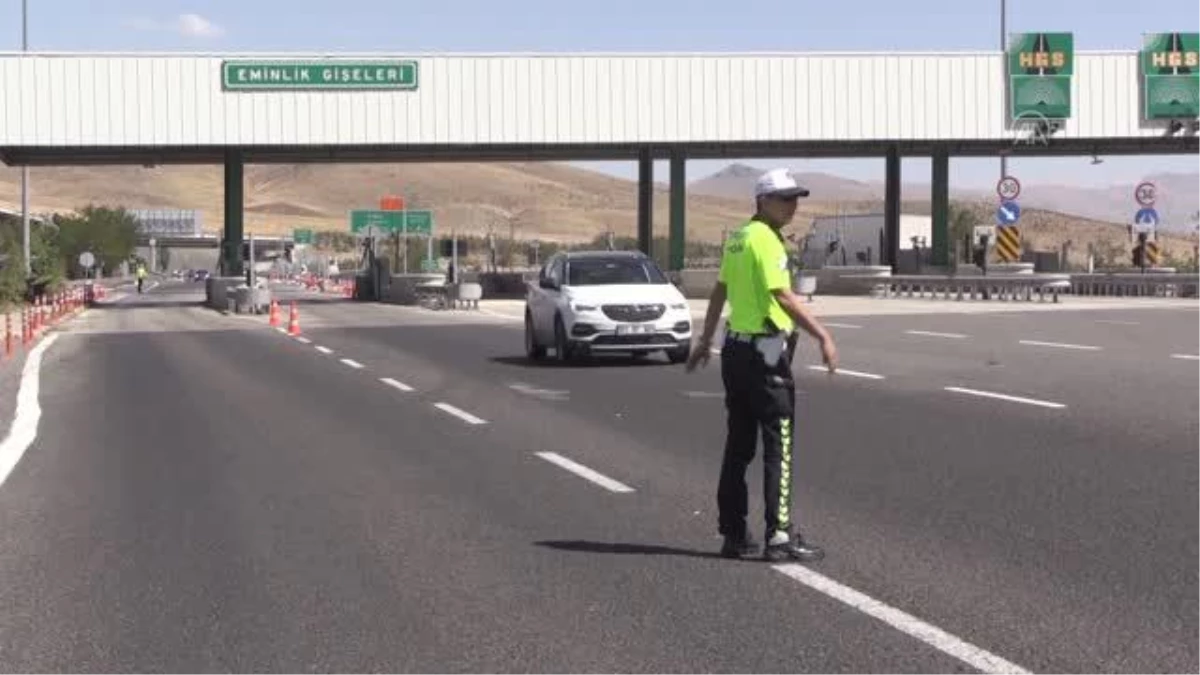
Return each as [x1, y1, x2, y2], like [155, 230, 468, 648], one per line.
[689, 162, 883, 202]
[690, 162, 1198, 263]
[0, 161, 1195, 265]
[691, 162, 1200, 234]
[0, 162, 757, 244]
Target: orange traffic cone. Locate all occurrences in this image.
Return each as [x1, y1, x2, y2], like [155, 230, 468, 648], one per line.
[287, 302, 300, 336]
[268, 299, 280, 327]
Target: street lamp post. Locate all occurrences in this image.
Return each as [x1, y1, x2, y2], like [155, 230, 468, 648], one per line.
[21, 0, 31, 276]
[999, 0, 1008, 184]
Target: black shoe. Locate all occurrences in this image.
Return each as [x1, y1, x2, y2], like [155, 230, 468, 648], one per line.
[763, 532, 825, 562]
[720, 534, 759, 559]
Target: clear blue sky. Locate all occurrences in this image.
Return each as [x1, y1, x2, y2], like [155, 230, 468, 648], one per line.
[3, 0, 1197, 188]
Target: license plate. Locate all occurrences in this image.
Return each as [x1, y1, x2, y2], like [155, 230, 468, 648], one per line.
[616, 323, 655, 335]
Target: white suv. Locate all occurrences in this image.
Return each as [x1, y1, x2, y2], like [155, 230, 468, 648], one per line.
[524, 250, 693, 364]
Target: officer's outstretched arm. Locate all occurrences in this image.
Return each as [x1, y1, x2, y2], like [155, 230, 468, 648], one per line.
[697, 282, 727, 347]
[771, 288, 838, 371]
[686, 282, 727, 372]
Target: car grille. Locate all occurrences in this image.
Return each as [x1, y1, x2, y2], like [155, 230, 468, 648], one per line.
[601, 303, 666, 322]
[592, 334, 677, 346]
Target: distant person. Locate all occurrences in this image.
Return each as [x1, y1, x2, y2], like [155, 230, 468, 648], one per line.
[136, 263, 147, 294]
[686, 167, 838, 563]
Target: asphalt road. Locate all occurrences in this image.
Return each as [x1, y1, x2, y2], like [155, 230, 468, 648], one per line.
[0, 280, 1194, 673]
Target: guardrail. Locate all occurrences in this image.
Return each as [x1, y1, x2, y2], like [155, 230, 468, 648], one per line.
[1068, 273, 1198, 298]
[844, 273, 1073, 303]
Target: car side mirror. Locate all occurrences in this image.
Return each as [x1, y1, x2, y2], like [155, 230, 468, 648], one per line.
[539, 277, 558, 290]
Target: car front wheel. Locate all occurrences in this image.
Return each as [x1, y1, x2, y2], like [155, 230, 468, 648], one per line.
[525, 312, 546, 360]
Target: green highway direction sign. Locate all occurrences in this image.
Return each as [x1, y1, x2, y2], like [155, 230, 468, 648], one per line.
[292, 228, 314, 245]
[350, 210, 434, 237]
[1142, 33, 1200, 120]
[222, 60, 419, 91]
[1008, 32, 1074, 120]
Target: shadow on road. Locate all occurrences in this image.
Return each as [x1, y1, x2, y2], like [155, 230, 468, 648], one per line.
[488, 355, 673, 369]
[534, 540, 725, 560]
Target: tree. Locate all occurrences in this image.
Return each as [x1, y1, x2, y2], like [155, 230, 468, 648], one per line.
[946, 200, 984, 265]
[53, 205, 138, 278]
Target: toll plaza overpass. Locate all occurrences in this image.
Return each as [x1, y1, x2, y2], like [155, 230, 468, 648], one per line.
[134, 233, 292, 251]
[1, 49, 1197, 276]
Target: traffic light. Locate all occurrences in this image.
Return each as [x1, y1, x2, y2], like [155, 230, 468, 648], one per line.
[241, 242, 251, 261]
[283, 243, 294, 263]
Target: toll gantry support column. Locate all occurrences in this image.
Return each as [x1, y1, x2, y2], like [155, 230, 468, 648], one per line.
[637, 148, 654, 257]
[668, 150, 687, 272]
[931, 148, 951, 268]
[884, 145, 901, 271]
[222, 149, 245, 278]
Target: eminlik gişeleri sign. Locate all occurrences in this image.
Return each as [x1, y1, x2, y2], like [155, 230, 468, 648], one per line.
[221, 61, 419, 91]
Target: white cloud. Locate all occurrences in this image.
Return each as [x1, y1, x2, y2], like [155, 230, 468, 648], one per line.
[123, 13, 225, 38]
[176, 13, 224, 38]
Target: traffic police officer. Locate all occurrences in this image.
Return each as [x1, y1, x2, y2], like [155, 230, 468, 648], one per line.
[686, 167, 838, 562]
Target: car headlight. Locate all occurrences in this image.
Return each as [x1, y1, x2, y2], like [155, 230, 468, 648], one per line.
[571, 303, 598, 312]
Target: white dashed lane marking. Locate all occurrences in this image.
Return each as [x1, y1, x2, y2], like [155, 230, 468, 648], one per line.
[807, 366, 885, 380]
[433, 402, 488, 425]
[315, 346, 333, 355]
[1018, 340, 1101, 351]
[340, 358, 364, 369]
[534, 452, 635, 493]
[380, 377, 415, 392]
[905, 330, 968, 339]
[944, 386, 1065, 410]
[773, 564, 1030, 674]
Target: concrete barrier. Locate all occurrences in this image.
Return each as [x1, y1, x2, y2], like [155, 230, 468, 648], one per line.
[205, 276, 245, 310]
[848, 273, 1073, 303]
[1069, 272, 1197, 298]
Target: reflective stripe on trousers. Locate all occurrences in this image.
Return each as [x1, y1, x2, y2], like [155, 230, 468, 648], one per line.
[716, 337, 797, 539]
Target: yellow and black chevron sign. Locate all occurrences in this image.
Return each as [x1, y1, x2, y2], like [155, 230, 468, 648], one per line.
[995, 226, 1021, 262]
[1145, 240, 1160, 267]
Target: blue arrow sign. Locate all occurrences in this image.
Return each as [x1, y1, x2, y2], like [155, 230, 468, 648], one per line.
[996, 200, 1021, 226]
[1134, 207, 1159, 227]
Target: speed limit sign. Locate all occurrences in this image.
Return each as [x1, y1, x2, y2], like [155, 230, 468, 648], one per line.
[1135, 181, 1157, 207]
[996, 176, 1022, 201]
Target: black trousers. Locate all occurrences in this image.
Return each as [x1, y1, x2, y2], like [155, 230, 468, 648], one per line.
[717, 334, 798, 540]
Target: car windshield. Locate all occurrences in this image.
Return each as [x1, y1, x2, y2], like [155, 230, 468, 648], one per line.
[566, 257, 669, 286]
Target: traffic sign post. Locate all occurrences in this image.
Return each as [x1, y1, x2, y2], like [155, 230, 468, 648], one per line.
[995, 200, 1021, 226]
[996, 176, 1022, 201]
[1134, 207, 1160, 232]
[1135, 181, 1157, 207]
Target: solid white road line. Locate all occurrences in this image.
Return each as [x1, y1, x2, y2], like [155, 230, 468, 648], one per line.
[433, 402, 488, 425]
[905, 330, 968, 339]
[1018, 339, 1102, 351]
[772, 564, 1030, 674]
[339, 358, 364, 369]
[1170, 354, 1200, 361]
[379, 377, 415, 392]
[807, 365, 885, 380]
[0, 334, 58, 488]
[315, 346, 333, 355]
[535, 452, 635, 493]
[1095, 319, 1139, 325]
[823, 322, 864, 329]
[295, 336, 312, 344]
[944, 386, 1066, 409]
